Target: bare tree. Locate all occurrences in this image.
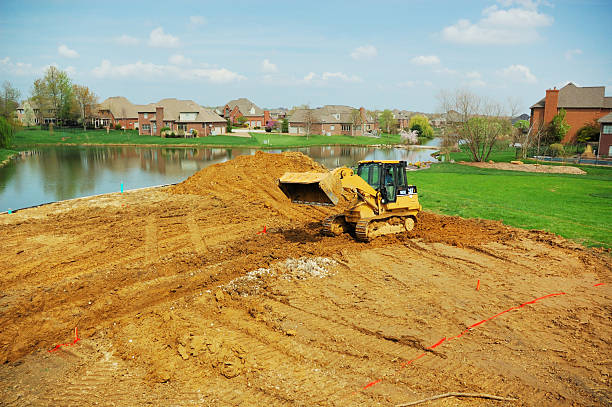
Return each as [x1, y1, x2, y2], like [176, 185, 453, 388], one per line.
[303, 108, 314, 139]
[73, 84, 98, 130]
[350, 108, 361, 137]
[437, 89, 511, 162]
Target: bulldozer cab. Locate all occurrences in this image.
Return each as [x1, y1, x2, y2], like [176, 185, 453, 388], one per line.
[356, 161, 416, 204]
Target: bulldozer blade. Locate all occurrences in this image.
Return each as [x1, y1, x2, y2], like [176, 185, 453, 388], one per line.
[278, 172, 342, 206]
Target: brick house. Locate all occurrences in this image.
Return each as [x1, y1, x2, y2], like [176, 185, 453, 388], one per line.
[530, 83, 612, 143]
[218, 98, 270, 128]
[16, 101, 56, 125]
[96, 96, 142, 129]
[597, 112, 612, 157]
[287, 105, 378, 135]
[137, 98, 226, 137]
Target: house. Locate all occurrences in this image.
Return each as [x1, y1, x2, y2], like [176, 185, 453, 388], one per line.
[137, 98, 226, 137]
[16, 101, 56, 125]
[268, 108, 288, 121]
[96, 96, 144, 129]
[530, 83, 612, 143]
[392, 110, 413, 130]
[287, 105, 378, 135]
[511, 113, 530, 124]
[597, 112, 612, 157]
[218, 98, 270, 128]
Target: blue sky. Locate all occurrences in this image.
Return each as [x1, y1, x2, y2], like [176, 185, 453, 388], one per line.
[1, 0, 610, 113]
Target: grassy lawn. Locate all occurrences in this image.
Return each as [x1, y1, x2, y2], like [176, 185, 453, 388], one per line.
[249, 132, 401, 147]
[12, 128, 401, 149]
[0, 148, 18, 164]
[409, 163, 612, 248]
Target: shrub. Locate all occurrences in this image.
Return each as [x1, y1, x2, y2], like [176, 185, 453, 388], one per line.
[265, 127, 272, 133]
[191, 129, 198, 137]
[226, 118, 232, 133]
[575, 121, 600, 143]
[114, 123, 122, 130]
[281, 118, 289, 133]
[0, 116, 14, 148]
[549, 143, 564, 157]
[254, 126, 261, 130]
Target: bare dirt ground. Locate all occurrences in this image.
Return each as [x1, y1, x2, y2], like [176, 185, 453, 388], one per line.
[0, 151, 610, 406]
[459, 161, 586, 174]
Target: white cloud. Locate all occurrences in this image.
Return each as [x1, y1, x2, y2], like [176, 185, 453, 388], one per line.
[0, 57, 37, 75]
[58, 44, 78, 58]
[92, 59, 245, 83]
[441, 2, 553, 45]
[189, 16, 206, 25]
[498, 64, 537, 83]
[350, 45, 377, 60]
[148, 27, 179, 48]
[169, 54, 192, 65]
[114, 35, 140, 46]
[411, 55, 440, 65]
[65, 66, 76, 75]
[261, 59, 278, 73]
[435, 67, 458, 75]
[564, 48, 582, 60]
[302, 71, 362, 84]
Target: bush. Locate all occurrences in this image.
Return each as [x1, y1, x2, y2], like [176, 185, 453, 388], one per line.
[254, 126, 261, 130]
[281, 119, 289, 133]
[576, 121, 600, 143]
[265, 127, 272, 133]
[226, 118, 232, 133]
[0, 116, 14, 148]
[549, 143, 564, 157]
[114, 123, 122, 130]
[191, 129, 198, 137]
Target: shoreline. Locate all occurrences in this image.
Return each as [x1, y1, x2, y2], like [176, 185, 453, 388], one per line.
[13, 141, 424, 149]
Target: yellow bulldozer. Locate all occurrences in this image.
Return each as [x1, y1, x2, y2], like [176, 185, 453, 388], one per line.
[278, 160, 421, 241]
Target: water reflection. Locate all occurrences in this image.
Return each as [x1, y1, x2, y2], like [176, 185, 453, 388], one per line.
[0, 143, 439, 211]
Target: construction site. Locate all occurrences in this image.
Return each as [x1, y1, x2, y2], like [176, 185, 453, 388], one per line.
[0, 151, 610, 406]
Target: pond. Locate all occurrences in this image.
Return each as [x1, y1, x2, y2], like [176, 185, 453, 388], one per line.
[0, 140, 441, 212]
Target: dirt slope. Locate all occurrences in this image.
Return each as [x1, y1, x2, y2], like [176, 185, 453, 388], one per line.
[0, 151, 610, 406]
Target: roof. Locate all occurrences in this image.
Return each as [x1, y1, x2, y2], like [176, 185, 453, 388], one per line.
[530, 83, 609, 109]
[153, 98, 225, 123]
[224, 98, 263, 116]
[598, 112, 612, 123]
[288, 105, 374, 124]
[98, 96, 143, 118]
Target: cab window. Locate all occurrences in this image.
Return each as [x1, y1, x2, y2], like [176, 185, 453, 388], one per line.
[357, 163, 381, 188]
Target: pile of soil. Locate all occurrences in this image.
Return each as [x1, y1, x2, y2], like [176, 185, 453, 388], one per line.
[460, 161, 586, 174]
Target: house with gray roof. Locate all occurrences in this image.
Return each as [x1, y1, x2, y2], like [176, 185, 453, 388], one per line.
[96, 96, 150, 130]
[138, 98, 226, 137]
[287, 105, 378, 136]
[219, 97, 270, 128]
[530, 82, 612, 143]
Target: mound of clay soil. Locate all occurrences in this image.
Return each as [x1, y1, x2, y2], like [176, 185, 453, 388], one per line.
[460, 161, 586, 174]
[170, 151, 345, 220]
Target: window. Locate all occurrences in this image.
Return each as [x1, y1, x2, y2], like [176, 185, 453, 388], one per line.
[330, 125, 335, 130]
[144, 113, 148, 119]
[333, 114, 340, 120]
[342, 124, 350, 131]
[603, 124, 612, 134]
[257, 121, 261, 127]
[142, 124, 151, 131]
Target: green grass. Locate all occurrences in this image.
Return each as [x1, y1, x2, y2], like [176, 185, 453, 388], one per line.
[409, 163, 612, 248]
[0, 148, 18, 165]
[449, 145, 519, 162]
[249, 132, 401, 147]
[12, 128, 402, 149]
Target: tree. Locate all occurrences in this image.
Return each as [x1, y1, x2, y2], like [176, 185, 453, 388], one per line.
[226, 118, 232, 133]
[303, 108, 314, 138]
[22, 100, 36, 126]
[1, 81, 20, 119]
[237, 115, 248, 126]
[378, 109, 396, 134]
[0, 116, 14, 148]
[409, 115, 434, 139]
[437, 89, 512, 162]
[31, 66, 73, 125]
[72, 84, 98, 130]
[281, 118, 288, 133]
[350, 109, 361, 137]
[512, 119, 532, 159]
[545, 108, 570, 144]
[575, 120, 600, 143]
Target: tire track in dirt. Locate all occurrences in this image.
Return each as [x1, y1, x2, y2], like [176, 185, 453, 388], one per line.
[145, 214, 159, 263]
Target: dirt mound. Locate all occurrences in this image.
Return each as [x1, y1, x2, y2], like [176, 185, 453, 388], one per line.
[412, 212, 517, 247]
[170, 151, 335, 221]
[460, 161, 586, 174]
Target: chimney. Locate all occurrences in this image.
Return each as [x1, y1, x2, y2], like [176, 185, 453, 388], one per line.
[156, 106, 164, 136]
[359, 107, 366, 122]
[263, 110, 270, 126]
[543, 88, 559, 124]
